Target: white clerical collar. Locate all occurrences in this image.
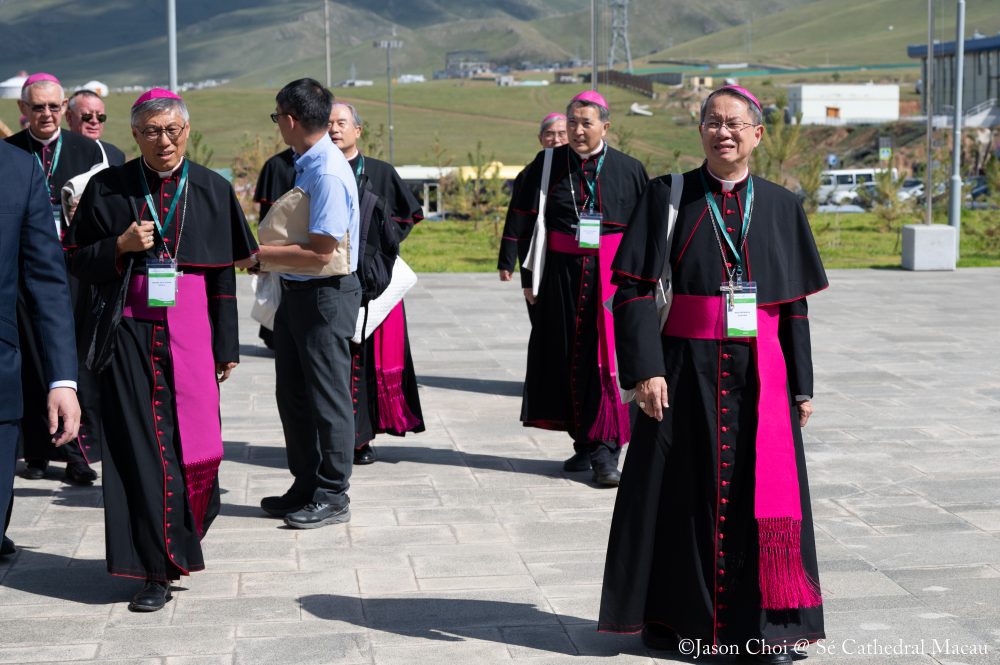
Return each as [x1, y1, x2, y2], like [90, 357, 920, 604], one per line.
[343, 147, 360, 161]
[29, 128, 60, 147]
[143, 157, 184, 179]
[574, 140, 606, 159]
[706, 165, 749, 193]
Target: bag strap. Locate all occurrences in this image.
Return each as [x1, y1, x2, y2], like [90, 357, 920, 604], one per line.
[537, 147, 553, 220]
[667, 172, 682, 248]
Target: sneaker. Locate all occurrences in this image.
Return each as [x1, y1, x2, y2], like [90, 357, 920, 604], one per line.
[283, 502, 351, 529]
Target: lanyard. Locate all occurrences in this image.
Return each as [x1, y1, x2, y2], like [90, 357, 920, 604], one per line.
[33, 135, 63, 189]
[700, 169, 753, 279]
[567, 143, 607, 215]
[353, 154, 365, 186]
[140, 159, 189, 247]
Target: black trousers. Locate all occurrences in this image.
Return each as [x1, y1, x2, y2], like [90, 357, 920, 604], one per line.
[274, 275, 361, 508]
[1, 421, 20, 539]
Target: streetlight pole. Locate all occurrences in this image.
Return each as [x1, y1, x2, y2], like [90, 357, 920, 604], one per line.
[591, 0, 598, 90]
[948, 0, 965, 259]
[324, 0, 331, 88]
[373, 39, 403, 164]
[167, 0, 178, 91]
[924, 0, 934, 225]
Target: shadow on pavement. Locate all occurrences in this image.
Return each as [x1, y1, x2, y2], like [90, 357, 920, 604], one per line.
[417, 375, 522, 397]
[0, 550, 135, 604]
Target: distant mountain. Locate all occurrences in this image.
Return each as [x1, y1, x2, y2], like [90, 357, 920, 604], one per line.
[0, 0, 816, 88]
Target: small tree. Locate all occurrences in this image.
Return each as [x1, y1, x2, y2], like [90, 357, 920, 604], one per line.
[797, 154, 825, 214]
[230, 131, 284, 223]
[187, 130, 214, 168]
[612, 124, 636, 156]
[756, 93, 803, 188]
[363, 123, 387, 161]
[865, 169, 916, 247]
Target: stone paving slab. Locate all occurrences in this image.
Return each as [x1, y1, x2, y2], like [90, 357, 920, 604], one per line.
[1, 269, 999, 664]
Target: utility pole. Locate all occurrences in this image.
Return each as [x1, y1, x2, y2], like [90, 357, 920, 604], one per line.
[591, 0, 598, 90]
[167, 0, 178, 91]
[324, 0, 331, 88]
[608, 0, 633, 73]
[925, 0, 934, 225]
[373, 38, 403, 164]
[948, 0, 966, 259]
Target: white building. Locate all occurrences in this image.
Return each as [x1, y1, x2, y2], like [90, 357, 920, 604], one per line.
[787, 84, 899, 125]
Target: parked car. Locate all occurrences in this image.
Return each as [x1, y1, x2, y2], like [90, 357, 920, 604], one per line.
[818, 168, 898, 204]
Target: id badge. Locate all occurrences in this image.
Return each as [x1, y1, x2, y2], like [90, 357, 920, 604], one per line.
[147, 260, 179, 308]
[51, 204, 62, 237]
[578, 212, 602, 249]
[721, 281, 757, 338]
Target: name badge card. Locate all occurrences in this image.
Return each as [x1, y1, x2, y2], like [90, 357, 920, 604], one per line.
[721, 281, 758, 338]
[147, 260, 179, 308]
[51, 204, 62, 237]
[578, 212, 602, 249]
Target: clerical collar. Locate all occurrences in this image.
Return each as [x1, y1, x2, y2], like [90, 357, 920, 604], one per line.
[28, 128, 60, 147]
[706, 165, 749, 193]
[343, 148, 360, 161]
[142, 157, 185, 179]
[573, 140, 606, 160]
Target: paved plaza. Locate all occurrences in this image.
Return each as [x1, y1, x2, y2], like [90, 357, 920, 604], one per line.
[1, 268, 999, 665]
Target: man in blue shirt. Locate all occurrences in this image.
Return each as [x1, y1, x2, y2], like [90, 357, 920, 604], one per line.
[255, 78, 362, 529]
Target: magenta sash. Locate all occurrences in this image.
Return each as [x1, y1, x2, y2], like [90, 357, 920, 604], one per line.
[548, 231, 630, 446]
[373, 302, 421, 433]
[664, 294, 822, 610]
[124, 273, 223, 536]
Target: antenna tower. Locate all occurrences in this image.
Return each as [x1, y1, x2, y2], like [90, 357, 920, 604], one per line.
[608, 0, 633, 73]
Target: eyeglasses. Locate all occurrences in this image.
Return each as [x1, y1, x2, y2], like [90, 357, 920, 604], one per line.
[270, 112, 292, 124]
[138, 124, 187, 141]
[703, 120, 758, 133]
[80, 113, 107, 123]
[29, 103, 63, 114]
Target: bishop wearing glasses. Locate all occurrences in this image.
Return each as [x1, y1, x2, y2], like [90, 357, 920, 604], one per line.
[65, 88, 257, 612]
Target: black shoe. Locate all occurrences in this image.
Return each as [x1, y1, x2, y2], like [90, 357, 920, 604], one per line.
[128, 580, 173, 612]
[0, 536, 15, 557]
[641, 624, 680, 652]
[20, 460, 47, 480]
[738, 649, 794, 664]
[284, 501, 350, 529]
[591, 446, 621, 486]
[354, 444, 377, 465]
[260, 490, 310, 517]
[562, 451, 592, 472]
[64, 462, 98, 485]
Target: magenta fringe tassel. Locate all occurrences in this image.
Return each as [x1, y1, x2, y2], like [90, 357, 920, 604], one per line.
[757, 517, 823, 610]
[587, 375, 631, 446]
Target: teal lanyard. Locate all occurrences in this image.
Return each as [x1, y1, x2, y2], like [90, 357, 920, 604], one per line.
[580, 145, 606, 212]
[353, 154, 364, 187]
[700, 169, 753, 279]
[141, 160, 189, 243]
[33, 135, 63, 191]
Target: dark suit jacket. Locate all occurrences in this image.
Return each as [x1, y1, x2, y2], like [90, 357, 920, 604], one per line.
[0, 142, 78, 421]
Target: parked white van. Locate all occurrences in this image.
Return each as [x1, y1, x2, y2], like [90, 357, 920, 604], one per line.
[819, 168, 898, 204]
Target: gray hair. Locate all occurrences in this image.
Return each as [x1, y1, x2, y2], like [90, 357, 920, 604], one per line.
[131, 97, 190, 128]
[332, 102, 363, 129]
[699, 89, 763, 126]
[566, 100, 610, 123]
[68, 89, 101, 112]
[21, 80, 64, 103]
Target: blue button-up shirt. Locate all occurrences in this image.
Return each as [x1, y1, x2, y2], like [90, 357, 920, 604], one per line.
[283, 133, 359, 280]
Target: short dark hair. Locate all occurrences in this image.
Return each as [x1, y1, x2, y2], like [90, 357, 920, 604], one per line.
[276, 78, 334, 133]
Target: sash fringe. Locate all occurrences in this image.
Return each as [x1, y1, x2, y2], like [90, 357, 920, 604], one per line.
[757, 517, 823, 610]
[184, 456, 221, 538]
[376, 367, 421, 434]
[587, 375, 631, 447]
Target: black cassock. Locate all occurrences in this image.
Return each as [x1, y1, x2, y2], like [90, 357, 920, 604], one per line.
[600, 165, 828, 649]
[5, 129, 105, 468]
[66, 159, 257, 581]
[99, 140, 127, 167]
[501, 143, 647, 449]
[253, 148, 296, 219]
[347, 153, 425, 448]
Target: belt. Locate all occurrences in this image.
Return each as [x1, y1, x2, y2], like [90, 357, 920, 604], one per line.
[280, 274, 352, 290]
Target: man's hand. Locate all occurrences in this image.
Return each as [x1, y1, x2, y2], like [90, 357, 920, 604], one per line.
[499, 269, 513, 282]
[796, 399, 813, 427]
[216, 361, 238, 384]
[635, 376, 669, 422]
[523, 288, 537, 305]
[47, 387, 81, 446]
[236, 254, 259, 271]
[117, 220, 155, 256]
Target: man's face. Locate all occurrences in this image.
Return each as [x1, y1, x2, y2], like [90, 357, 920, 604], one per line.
[539, 119, 568, 148]
[567, 103, 608, 156]
[698, 94, 764, 175]
[328, 105, 361, 155]
[67, 95, 106, 140]
[131, 109, 189, 172]
[17, 84, 66, 140]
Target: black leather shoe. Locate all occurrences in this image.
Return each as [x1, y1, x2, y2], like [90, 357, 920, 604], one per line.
[738, 649, 794, 664]
[354, 444, 377, 465]
[260, 491, 309, 517]
[641, 624, 680, 652]
[64, 462, 98, 485]
[20, 460, 47, 480]
[0, 536, 15, 557]
[284, 502, 350, 529]
[128, 580, 172, 612]
[562, 451, 592, 472]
